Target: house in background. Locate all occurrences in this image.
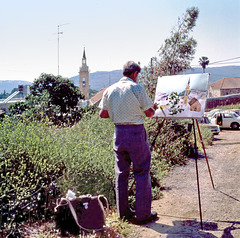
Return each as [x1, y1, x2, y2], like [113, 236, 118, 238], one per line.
[89, 87, 108, 106]
[208, 77, 240, 97]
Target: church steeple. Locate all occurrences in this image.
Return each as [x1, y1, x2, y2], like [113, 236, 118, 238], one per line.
[183, 78, 190, 106]
[79, 48, 89, 100]
[82, 48, 86, 65]
[80, 47, 88, 72]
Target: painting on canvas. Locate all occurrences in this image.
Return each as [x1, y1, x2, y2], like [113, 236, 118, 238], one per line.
[153, 73, 209, 119]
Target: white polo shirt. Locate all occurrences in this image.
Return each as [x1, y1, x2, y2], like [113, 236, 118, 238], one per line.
[99, 77, 153, 125]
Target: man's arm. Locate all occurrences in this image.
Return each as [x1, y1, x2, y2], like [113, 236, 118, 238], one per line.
[99, 109, 110, 118]
[144, 104, 158, 117]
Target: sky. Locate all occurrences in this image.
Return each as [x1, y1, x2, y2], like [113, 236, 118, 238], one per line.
[0, 0, 240, 82]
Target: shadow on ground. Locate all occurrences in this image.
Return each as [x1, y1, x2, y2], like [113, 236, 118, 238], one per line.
[144, 218, 218, 237]
[139, 217, 240, 237]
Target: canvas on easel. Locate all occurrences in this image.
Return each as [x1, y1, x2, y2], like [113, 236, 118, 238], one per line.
[153, 73, 209, 119]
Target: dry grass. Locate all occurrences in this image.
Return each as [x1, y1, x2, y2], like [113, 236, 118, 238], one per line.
[17, 211, 133, 238]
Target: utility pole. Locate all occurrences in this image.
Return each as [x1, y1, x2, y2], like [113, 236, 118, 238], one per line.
[57, 23, 69, 75]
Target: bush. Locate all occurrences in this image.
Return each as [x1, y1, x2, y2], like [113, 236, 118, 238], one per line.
[0, 117, 65, 235]
[0, 113, 116, 236]
[146, 118, 193, 165]
[56, 113, 116, 205]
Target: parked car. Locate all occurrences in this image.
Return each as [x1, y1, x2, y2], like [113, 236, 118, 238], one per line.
[206, 108, 240, 117]
[198, 116, 220, 135]
[209, 110, 240, 129]
[230, 109, 240, 116]
[205, 109, 223, 118]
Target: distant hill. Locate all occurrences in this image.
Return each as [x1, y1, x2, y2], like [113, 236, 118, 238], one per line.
[185, 66, 240, 84]
[1, 66, 239, 93]
[70, 70, 122, 91]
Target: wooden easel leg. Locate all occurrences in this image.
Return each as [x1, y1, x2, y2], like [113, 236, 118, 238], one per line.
[195, 119, 215, 189]
[192, 119, 203, 230]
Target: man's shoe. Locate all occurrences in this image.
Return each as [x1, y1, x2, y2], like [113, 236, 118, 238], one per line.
[137, 211, 158, 225]
[121, 208, 136, 221]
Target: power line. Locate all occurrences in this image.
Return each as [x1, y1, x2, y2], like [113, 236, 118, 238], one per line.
[210, 61, 240, 65]
[191, 57, 240, 67]
[209, 57, 240, 65]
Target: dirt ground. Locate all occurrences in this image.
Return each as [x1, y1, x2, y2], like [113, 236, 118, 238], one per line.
[130, 129, 240, 238]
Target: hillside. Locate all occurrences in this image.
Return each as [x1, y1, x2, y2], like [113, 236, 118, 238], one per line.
[1, 66, 239, 93]
[185, 66, 240, 84]
[70, 70, 122, 91]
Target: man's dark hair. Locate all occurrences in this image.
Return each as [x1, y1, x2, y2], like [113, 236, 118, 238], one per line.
[123, 61, 141, 77]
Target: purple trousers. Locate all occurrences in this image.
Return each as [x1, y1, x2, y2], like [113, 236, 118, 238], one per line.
[113, 124, 152, 221]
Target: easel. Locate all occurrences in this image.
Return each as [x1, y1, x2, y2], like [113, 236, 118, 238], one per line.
[191, 118, 215, 230]
[154, 73, 213, 230]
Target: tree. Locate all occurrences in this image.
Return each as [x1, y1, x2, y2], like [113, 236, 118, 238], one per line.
[137, 7, 199, 160]
[9, 101, 30, 115]
[0, 90, 9, 99]
[158, 7, 199, 76]
[139, 7, 199, 100]
[199, 56, 210, 73]
[9, 73, 87, 125]
[29, 73, 84, 113]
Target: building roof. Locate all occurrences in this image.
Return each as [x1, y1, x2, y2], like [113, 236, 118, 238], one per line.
[89, 87, 108, 105]
[209, 77, 240, 89]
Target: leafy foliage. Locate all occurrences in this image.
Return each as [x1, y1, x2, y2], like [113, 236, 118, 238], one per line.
[56, 113, 116, 205]
[0, 90, 9, 99]
[0, 113, 116, 236]
[138, 7, 199, 101]
[9, 101, 30, 115]
[8, 73, 95, 126]
[29, 73, 83, 113]
[0, 117, 65, 236]
[146, 118, 193, 165]
[216, 104, 240, 110]
[158, 7, 199, 75]
[199, 56, 210, 73]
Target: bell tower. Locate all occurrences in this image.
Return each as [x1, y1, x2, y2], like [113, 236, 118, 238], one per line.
[79, 48, 89, 100]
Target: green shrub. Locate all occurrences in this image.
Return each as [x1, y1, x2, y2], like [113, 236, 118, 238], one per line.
[146, 118, 192, 165]
[0, 113, 116, 235]
[56, 113, 116, 205]
[0, 117, 65, 235]
[196, 124, 214, 147]
[216, 104, 240, 110]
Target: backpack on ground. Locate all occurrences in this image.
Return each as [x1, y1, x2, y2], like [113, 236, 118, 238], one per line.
[54, 190, 109, 235]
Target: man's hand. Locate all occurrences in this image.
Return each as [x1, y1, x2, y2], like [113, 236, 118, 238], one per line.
[144, 104, 157, 117]
[153, 103, 158, 111]
[99, 109, 110, 118]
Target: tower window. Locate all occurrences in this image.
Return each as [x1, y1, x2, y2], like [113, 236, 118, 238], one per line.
[83, 78, 86, 88]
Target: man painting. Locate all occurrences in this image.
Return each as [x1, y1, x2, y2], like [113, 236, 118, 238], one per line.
[99, 61, 157, 224]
